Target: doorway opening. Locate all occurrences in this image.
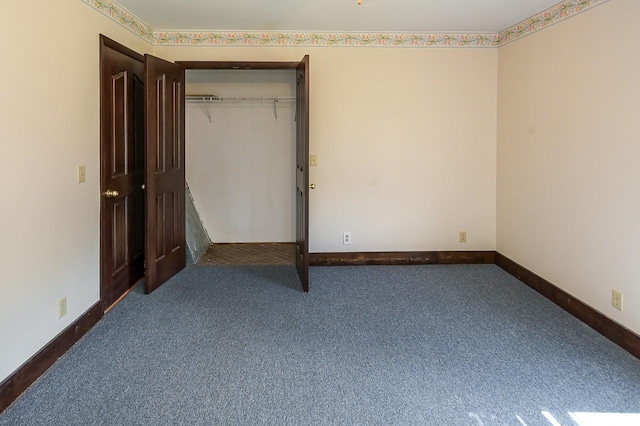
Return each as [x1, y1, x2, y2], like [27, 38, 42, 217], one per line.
[179, 60, 310, 292]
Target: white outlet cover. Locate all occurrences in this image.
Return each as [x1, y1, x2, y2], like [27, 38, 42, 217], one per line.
[612, 290, 623, 311]
[343, 232, 351, 245]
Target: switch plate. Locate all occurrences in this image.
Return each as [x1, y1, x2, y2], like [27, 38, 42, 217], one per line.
[78, 165, 86, 183]
[58, 297, 67, 319]
[343, 232, 351, 245]
[459, 231, 467, 243]
[612, 290, 623, 311]
[310, 154, 318, 167]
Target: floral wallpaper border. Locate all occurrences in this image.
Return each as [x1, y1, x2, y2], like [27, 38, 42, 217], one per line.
[82, 0, 612, 48]
[499, 0, 611, 46]
[82, 0, 153, 43]
[153, 32, 499, 47]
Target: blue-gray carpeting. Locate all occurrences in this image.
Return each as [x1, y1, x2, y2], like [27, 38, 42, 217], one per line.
[2, 265, 639, 425]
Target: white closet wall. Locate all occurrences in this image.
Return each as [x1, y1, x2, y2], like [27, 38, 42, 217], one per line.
[185, 70, 296, 243]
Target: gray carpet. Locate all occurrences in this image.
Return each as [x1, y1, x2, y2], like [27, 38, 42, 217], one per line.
[1, 265, 639, 425]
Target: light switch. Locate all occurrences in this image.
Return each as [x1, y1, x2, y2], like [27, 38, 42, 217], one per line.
[78, 165, 86, 183]
[310, 154, 318, 167]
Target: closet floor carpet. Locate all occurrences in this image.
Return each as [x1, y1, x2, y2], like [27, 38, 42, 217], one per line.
[197, 243, 295, 265]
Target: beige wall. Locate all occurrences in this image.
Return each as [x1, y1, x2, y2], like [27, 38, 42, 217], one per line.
[497, 0, 640, 334]
[0, 0, 152, 381]
[157, 45, 498, 253]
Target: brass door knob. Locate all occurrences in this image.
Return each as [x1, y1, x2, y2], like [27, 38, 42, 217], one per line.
[103, 189, 119, 198]
[309, 184, 316, 190]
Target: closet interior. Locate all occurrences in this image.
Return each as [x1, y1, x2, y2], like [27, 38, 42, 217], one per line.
[185, 69, 297, 265]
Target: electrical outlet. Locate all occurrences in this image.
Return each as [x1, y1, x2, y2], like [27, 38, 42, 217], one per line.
[343, 232, 351, 245]
[58, 297, 67, 319]
[459, 231, 467, 243]
[612, 290, 623, 311]
[78, 165, 86, 183]
[310, 154, 318, 167]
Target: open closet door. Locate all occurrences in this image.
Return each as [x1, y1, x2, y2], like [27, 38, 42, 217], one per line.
[295, 55, 310, 292]
[144, 54, 186, 294]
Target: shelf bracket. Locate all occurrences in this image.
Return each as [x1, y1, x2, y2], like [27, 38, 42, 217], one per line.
[273, 97, 280, 121]
[201, 96, 212, 123]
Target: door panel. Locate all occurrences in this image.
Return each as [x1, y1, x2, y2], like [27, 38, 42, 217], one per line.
[100, 36, 145, 309]
[144, 54, 186, 294]
[111, 72, 127, 177]
[295, 55, 310, 292]
[112, 197, 129, 272]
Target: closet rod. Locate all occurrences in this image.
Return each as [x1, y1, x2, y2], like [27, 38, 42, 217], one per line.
[186, 95, 295, 102]
[186, 95, 295, 122]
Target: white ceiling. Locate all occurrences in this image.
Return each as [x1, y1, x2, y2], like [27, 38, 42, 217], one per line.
[115, 0, 562, 33]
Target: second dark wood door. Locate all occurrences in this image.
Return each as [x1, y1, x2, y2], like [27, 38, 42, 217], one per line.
[295, 55, 310, 292]
[144, 54, 187, 293]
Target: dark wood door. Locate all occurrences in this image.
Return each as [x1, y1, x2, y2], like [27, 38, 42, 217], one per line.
[100, 36, 146, 309]
[144, 54, 186, 293]
[295, 56, 310, 292]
